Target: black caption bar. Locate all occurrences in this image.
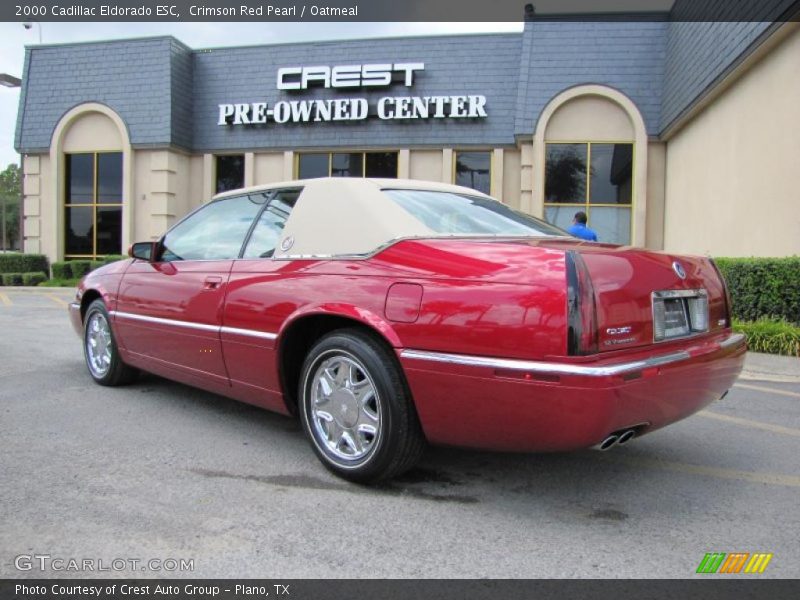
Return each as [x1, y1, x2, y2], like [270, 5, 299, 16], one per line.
[2, 580, 800, 600]
[4, 0, 800, 22]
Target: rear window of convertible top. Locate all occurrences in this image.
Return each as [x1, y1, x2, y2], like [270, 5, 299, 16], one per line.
[383, 189, 567, 237]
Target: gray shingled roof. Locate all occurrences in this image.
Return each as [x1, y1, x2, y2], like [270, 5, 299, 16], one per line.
[515, 20, 667, 137]
[13, 14, 783, 153]
[16, 37, 180, 152]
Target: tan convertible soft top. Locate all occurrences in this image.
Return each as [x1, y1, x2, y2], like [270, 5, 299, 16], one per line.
[214, 177, 493, 258]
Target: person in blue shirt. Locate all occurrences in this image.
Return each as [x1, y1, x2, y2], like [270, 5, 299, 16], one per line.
[567, 211, 598, 241]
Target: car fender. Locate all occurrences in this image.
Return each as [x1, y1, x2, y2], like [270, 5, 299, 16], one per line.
[277, 302, 404, 349]
[77, 259, 134, 316]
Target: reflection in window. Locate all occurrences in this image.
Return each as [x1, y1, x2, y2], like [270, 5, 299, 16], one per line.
[243, 189, 301, 258]
[589, 206, 632, 243]
[545, 144, 587, 203]
[65, 206, 93, 256]
[544, 206, 576, 232]
[96, 206, 122, 255]
[97, 153, 124, 203]
[64, 152, 123, 258]
[385, 189, 565, 237]
[589, 144, 632, 204]
[331, 153, 363, 177]
[66, 154, 94, 204]
[216, 155, 245, 193]
[544, 142, 633, 244]
[297, 154, 329, 178]
[455, 151, 491, 195]
[365, 153, 397, 178]
[161, 194, 266, 261]
[297, 152, 398, 179]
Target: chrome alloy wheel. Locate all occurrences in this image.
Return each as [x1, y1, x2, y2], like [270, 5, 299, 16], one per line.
[85, 311, 113, 378]
[309, 353, 381, 462]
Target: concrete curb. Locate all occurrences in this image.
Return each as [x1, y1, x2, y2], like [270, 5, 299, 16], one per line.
[741, 351, 800, 383]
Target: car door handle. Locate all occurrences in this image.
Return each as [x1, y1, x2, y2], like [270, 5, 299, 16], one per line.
[203, 276, 223, 290]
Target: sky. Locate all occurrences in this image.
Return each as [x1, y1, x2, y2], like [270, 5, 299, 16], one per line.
[0, 21, 523, 171]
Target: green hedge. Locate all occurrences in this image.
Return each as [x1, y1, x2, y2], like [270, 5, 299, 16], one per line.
[51, 262, 72, 279]
[715, 257, 800, 326]
[734, 318, 800, 357]
[0, 253, 49, 275]
[0, 271, 49, 286]
[22, 271, 48, 286]
[103, 254, 127, 264]
[51, 255, 126, 280]
[1, 273, 23, 286]
[68, 260, 93, 278]
[39, 278, 80, 288]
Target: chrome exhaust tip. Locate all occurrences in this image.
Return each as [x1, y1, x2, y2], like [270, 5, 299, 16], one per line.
[599, 435, 619, 451]
[617, 429, 636, 445]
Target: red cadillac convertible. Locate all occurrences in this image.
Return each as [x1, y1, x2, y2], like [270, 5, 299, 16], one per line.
[69, 177, 745, 481]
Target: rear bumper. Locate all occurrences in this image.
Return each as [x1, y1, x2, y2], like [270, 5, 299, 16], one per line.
[399, 332, 746, 452]
[68, 302, 82, 336]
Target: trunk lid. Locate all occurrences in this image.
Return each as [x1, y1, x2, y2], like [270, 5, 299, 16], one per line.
[539, 240, 729, 352]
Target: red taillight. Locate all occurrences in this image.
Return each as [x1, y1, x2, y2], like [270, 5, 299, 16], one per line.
[709, 259, 732, 327]
[566, 250, 598, 355]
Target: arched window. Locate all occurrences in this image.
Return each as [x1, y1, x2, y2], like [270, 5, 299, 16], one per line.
[544, 141, 633, 244]
[51, 104, 132, 261]
[64, 151, 123, 258]
[533, 86, 648, 247]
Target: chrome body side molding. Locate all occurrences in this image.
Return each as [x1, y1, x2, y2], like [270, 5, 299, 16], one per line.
[110, 311, 277, 341]
[400, 333, 745, 378]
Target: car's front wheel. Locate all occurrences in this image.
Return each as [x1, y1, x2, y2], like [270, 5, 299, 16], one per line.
[299, 329, 425, 482]
[83, 299, 139, 386]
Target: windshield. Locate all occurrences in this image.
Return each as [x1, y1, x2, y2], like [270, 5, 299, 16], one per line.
[384, 189, 567, 237]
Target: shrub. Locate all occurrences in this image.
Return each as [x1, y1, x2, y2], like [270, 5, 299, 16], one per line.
[734, 318, 800, 357]
[68, 260, 93, 278]
[714, 257, 800, 325]
[103, 254, 127, 264]
[0, 253, 49, 275]
[22, 271, 48, 286]
[39, 278, 80, 288]
[52, 256, 125, 280]
[51, 262, 72, 279]
[1, 273, 23, 286]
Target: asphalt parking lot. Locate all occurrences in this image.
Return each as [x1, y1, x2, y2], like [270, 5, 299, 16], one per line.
[1, 289, 799, 578]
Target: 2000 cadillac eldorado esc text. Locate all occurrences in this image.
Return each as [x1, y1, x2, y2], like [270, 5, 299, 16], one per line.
[68, 178, 746, 481]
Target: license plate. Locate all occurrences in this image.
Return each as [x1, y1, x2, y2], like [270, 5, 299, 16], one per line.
[653, 290, 708, 342]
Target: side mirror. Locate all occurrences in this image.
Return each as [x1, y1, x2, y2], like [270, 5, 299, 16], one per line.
[128, 241, 157, 261]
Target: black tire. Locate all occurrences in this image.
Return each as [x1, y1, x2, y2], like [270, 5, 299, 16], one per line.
[299, 328, 425, 483]
[83, 299, 139, 386]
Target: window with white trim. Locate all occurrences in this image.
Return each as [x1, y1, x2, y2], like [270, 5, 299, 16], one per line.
[544, 142, 633, 244]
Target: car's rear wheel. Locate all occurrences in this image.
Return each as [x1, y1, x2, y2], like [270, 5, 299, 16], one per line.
[299, 328, 425, 482]
[83, 299, 138, 386]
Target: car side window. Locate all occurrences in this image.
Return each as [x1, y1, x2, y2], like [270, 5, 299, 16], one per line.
[160, 193, 268, 261]
[242, 189, 301, 258]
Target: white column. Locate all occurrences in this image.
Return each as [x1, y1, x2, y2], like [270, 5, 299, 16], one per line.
[397, 149, 410, 178]
[441, 148, 453, 183]
[202, 154, 215, 202]
[283, 151, 294, 180]
[491, 148, 504, 201]
[244, 152, 255, 187]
